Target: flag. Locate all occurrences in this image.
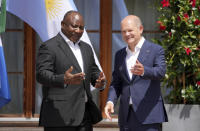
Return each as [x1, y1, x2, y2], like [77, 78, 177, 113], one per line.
[0, 0, 6, 33]
[6, 0, 102, 71]
[0, 37, 11, 108]
[0, 0, 10, 108]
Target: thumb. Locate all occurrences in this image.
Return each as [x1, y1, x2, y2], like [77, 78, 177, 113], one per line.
[99, 72, 104, 78]
[111, 106, 114, 113]
[67, 66, 73, 73]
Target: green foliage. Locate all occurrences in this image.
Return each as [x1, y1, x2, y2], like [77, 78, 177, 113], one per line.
[153, 0, 200, 104]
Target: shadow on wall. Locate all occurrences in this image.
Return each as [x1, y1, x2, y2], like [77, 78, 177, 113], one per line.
[163, 104, 200, 131]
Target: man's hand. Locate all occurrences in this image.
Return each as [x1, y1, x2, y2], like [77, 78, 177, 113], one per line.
[104, 102, 114, 121]
[95, 72, 106, 88]
[64, 66, 85, 85]
[130, 60, 144, 76]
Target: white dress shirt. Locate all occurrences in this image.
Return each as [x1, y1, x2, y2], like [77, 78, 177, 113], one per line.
[107, 37, 145, 106]
[60, 31, 87, 102]
[126, 37, 145, 104]
[60, 32, 84, 72]
[126, 37, 145, 80]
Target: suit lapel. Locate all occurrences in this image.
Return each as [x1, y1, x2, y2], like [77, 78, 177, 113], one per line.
[79, 41, 88, 72]
[119, 48, 131, 83]
[131, 40, 150, 82]
[56, 34, 82, 72]
[137, 40, 150, 64]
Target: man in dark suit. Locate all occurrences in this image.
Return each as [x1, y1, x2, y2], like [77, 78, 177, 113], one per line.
[36, 11, 106, 131]
[104, 15, 168, 131]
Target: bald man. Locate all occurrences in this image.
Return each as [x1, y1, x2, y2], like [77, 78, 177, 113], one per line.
[37, 11, 106, 131]
[105, 15, 168, 131]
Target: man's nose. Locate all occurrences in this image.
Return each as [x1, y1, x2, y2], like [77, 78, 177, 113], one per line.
[125, 31, 130, 36]
[74, 27, 83, 33]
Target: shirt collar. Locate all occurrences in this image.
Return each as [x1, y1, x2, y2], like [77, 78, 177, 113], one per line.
[126, 36, 145, 54]
[59, 31, 80, 45]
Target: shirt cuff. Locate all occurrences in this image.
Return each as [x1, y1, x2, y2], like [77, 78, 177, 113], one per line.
[98, 85, 106, 91]
[107, 101, 114, 105]
[64, 84, 68, 88]
[141, 70, 144, 76]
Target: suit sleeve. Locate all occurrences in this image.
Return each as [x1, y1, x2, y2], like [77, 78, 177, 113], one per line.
[107, 51, 122, 104]
[141, 46, 166, 80]
[36, 43, 65, 88]
[88, 46, 101, 87]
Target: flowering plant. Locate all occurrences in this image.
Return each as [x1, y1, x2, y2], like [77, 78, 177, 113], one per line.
[153, 0, 200, 104]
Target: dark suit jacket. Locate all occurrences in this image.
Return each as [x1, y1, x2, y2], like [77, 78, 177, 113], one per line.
[36, 33, 102, 127]
[107, 40, 168, 126]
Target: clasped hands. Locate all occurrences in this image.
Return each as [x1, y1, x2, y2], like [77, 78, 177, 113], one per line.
[64, 66, 106, 88]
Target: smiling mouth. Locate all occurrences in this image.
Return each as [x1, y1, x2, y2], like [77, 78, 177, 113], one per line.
[73, 34, 82, 39]
[71, 35, 82, 42]
[126, 37, 134, 41]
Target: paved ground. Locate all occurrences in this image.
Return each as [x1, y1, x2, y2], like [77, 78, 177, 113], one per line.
[0, 119, 119, 131]
[0, 127, 119, 131]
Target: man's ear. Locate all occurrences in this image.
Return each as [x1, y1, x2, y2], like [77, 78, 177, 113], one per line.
[140, 25, 144, 34]
[61, 21, 64, 29]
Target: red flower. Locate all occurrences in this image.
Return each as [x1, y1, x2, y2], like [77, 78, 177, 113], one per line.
[197, 81, 200, 86]
[177, 15, 181, 21]
[161, 0, 170, 7]
[194, 19, 200, 25]
[184, 13, 189, 19]
[160, 25, 166, 30]
[184, 47, 192, 55]
[169, 32, 172, 37]
[157, 21, 162, 24]
[190, 0, 196, 7]
[157, 21, 166, 31]
[183, 13, 189, 22]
